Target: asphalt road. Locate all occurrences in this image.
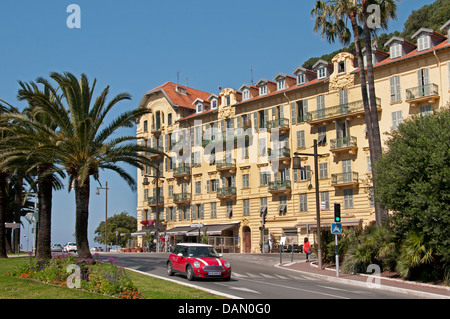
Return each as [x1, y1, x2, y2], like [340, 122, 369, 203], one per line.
[102, 252, 413, 299]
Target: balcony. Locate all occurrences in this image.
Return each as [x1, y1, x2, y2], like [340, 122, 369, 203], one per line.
[268, 147, 291, 165]
[216, 187, 236, 200]
[268, 118, 290, 134]
[330, 136, 358, 157]
[173, 165, 191, 179]
[268, 180, 292, 195]
[307, 98, 381, 125]
[148, 196, 164, 206]
[151, 124, 162, 135]
[216, 158, 236, 174]
[405, 84, 439, 107]
[148, 146, 164, 158]
[173, 192, 190, 205]
[331, 172, 359, 189]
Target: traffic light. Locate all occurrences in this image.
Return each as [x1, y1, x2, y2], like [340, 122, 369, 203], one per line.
[334, 203, 341, 223]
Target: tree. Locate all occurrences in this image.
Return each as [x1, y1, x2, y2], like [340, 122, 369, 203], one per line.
[28, 72, 163, 260]
[94, 211, 137, 247]
[374, 108, 450, 268]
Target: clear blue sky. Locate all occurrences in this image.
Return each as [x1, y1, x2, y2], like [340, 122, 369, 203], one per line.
[0, 0, 437, 248]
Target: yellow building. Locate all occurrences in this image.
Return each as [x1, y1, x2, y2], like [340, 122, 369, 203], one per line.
[135, 23, 450, 253]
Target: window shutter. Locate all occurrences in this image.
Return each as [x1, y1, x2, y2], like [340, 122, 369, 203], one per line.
[291, 102, 296, 125]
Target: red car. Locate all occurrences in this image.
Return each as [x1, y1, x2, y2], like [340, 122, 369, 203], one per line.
[167, 243, 231, 281]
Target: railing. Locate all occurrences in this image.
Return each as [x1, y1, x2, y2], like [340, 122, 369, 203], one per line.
[151, 124, 162, 133]
[173, 192, 190, 203]
[269, 147, 291, 159]
[406, 83, 439, 100]
[268, 180, 291, 191]
[330, 136, 357, 150]
[331, 172, 359, 185]
[268, 118, 289, 130]
[148, 196, 164, 205]
[307, 98, 381, 122]
[216, 158, 236, 170]
[173, 165, 191, 177]
[216, 187, 236, 197]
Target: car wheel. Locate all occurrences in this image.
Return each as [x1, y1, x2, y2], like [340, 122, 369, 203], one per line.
[186, 265, 195, 281]
[223, 275, 231, 281]
[167, 261, 174, 276]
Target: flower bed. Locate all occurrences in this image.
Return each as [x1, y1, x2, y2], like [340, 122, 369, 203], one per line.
[7, 253, 143, 299]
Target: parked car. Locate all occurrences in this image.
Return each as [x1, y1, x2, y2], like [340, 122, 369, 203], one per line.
[167, 243, 231, 281]
[90, 247, 103, 252]
[51, 244, 63, 252]
[64, 242, 77, 253]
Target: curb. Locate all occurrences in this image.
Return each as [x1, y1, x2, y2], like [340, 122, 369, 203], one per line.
[275, 261, 450, 299]
[125, 267, 242, 300]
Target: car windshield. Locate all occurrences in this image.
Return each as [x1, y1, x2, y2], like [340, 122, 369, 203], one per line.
[188, 246, 219, 258]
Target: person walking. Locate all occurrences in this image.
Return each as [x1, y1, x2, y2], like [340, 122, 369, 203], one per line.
[304, 237, 311, 262]
[268, 234, 273, 253]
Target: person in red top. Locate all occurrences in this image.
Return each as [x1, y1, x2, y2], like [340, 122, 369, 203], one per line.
[304, 237, 311, 262]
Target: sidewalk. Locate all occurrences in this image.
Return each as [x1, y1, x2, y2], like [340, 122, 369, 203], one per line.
[277, 259, 450, 299]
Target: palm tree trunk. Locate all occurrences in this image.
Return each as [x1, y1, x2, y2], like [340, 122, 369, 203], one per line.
[361, 3, 388, 224]
[0, 172, 8, 258]
[75, 177, 92, 261]
[349, 13, 376, 160]
[36, 169, 53, 264]
[13, 174, 23, 254]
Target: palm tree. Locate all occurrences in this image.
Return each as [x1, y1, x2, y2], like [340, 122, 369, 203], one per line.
[28, 72, 163, 260]
[312, 0, 396, 224]
[0, 82, 68, 263]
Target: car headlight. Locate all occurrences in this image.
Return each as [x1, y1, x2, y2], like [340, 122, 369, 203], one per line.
[193, 261, 201, 268]
[224, 261, 231, 268]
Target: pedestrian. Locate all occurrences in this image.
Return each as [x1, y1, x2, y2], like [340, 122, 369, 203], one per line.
[268, 234, 273, 253]
[304, 237, 311, 261]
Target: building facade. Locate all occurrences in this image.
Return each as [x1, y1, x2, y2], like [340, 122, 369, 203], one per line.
[135, 23, 450, 253]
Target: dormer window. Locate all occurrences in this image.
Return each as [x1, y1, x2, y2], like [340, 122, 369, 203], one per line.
[277, 79, 285, 91]
[317, 67, 327, 79]
[259, 85, 267, 95]
[337, 61, 346, 74]
[313, 60, 330, 80]
[211, 99, 218, 109]
[243, 89, 250, 101]
[196, 103, 203, 113]
[293, 66, 314, 86]
[417, 34, 431, 51]
[297, 73, 305, 85]
[390, 43, 402, 59]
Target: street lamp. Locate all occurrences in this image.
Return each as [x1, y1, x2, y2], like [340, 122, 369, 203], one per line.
[96, 181, 109, 253]
[143, 167, 164, 253]
[293, 139, 323, 270]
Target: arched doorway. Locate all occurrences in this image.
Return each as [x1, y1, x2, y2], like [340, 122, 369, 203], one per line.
[243, 226, 251, 253]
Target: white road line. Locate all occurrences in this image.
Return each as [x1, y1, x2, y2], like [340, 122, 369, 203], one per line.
[260, 273, 277, 279]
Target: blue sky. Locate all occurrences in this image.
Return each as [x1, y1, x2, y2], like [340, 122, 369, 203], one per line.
[0, 0, 437, 248]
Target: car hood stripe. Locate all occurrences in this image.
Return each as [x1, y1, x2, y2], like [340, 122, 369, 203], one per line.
[195, 258, 209, 266]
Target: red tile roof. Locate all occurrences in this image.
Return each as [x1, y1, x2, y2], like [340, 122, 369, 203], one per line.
[144, 82, 212, 110]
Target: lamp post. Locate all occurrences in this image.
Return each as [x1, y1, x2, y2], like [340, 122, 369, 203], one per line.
[143, 167, 164, 253]
[293, 139, 323, 270]
[96, 181, 109, 253]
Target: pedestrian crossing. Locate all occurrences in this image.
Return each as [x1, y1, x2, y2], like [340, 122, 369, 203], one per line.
[231, 271, 317, 281]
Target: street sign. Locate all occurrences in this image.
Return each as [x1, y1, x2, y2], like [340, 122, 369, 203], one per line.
[190, 223, 204, 228]
[331, 223, 342, 235]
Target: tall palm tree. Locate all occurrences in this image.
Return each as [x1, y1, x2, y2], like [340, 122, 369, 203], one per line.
[312, 0, 396, 224]
[28, 72, 163, 260]
[0, 82, 66, 263]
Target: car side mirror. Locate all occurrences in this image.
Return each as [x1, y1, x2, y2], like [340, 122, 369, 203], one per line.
[218, 253, 223, 258]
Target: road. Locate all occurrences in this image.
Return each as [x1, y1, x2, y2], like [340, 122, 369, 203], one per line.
[101, 252, 413, 299]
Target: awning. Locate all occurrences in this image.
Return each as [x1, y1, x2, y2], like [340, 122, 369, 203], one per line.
[131, 227, 156, 237]
[165, 225, 193, 236]
[185, 222, 240, 237]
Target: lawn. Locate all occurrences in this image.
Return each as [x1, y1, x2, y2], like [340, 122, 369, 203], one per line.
[0, 257, 226, 299]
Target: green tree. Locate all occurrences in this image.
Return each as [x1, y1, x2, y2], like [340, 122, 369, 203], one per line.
[94, 211, 137, 247]
[26, 72, 164, 260]
[374, 108, 450, 268]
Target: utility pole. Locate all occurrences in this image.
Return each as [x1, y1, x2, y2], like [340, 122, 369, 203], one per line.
[293, 139, 323, 269]
[96, 181, 109, 252]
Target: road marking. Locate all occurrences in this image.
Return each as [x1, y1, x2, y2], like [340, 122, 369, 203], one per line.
[274, 274, 289, 279]
[246, 272, 261, 278]
[260, 273, 277, 279]
[232, 272, 246, 278]
[318, 285, 351, 292]
[229, 286, 261, 294]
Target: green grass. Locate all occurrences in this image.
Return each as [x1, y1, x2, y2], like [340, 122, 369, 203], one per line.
[0, 257, 226, 299]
